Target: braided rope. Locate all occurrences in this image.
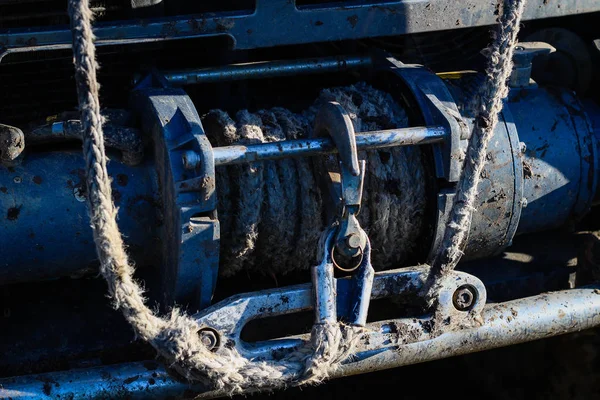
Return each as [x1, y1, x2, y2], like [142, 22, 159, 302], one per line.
[423, 0, 527, 304]
[209, 83, 426, 277]
[68, 0, 361, 394]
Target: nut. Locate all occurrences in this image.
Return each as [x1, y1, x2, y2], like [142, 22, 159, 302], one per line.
[453, 285, 477, 311]
[198, 328, 219, 351]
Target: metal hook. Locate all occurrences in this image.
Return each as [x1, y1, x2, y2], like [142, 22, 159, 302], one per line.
[313, 101, 368, 263]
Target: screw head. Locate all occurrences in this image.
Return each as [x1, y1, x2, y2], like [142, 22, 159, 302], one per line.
[198, 329, 219, 351]
[453, 285, 477, 311]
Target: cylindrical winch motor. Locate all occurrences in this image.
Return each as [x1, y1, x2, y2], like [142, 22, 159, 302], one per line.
[0, 53, 597, 309]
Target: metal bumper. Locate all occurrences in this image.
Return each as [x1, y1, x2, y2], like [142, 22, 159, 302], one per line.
[2, 277, 600, 399]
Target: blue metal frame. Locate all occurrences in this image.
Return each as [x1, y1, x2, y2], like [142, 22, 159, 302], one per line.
[1, 0, 599, 60]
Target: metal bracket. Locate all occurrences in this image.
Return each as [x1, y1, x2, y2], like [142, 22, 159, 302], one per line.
[193, 266, 486, 362]
[130, 72, 220, 311]
[509, 42, 555, 88]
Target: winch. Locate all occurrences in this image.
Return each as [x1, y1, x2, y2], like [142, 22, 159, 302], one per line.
[1, 0, 600, 398]
[1, 52, 597, 306]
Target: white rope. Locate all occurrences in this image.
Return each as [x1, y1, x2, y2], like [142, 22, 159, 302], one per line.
[68, 0, 362, 393]
[68, 0, 526, 393]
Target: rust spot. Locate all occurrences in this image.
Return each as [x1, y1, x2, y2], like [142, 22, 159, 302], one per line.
[347, 15, 358, 28]
[117, 174, 128, 187]
[523, 161, 533, 179]
[7, 205, 21, 221]
[42, 382, 52, 396]
[33, 175, 42, 185]
[557, 309, 566, 318]
[202, 176, 215, 200]
[215, 18, 235, 32]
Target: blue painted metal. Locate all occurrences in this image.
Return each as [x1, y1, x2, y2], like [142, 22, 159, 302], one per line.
[582, 99, 600, 205]
[375, 57, 523, 260]
[0, 151, 159, 284]
[131, 73, 219, 310]
[510, 87, 598, 234]
[462, 105, 524, 259]
[1, 0, 599, 60]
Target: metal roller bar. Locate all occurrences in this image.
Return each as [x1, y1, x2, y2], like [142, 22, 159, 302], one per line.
[3, 285, 599, 399]
[163, 55, 372, 85]
[208, 126, 447, 167]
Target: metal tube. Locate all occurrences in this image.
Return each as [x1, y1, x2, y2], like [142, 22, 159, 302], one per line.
[212, 126, 446, 166]
[3, 286, 599, 399]
[164, 55, 372, 85]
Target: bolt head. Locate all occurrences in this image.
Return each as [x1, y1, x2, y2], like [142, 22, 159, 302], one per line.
[519, 142, 527, 154]
[453, 285, 477, 311]
[182, 150, 201, 170]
